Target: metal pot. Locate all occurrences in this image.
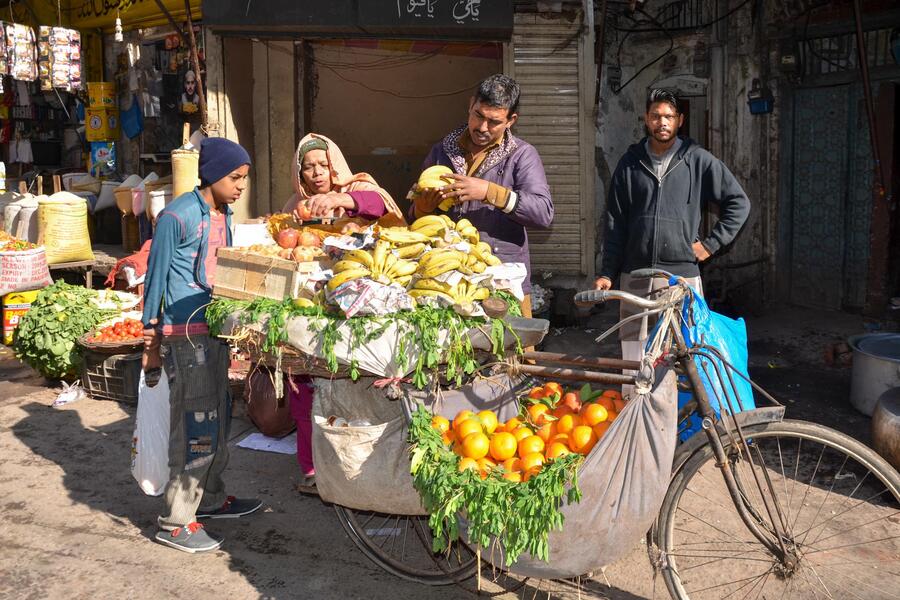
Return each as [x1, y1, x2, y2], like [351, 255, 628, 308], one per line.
[872, 387, 900, 471]
[848, 333, 900, 416]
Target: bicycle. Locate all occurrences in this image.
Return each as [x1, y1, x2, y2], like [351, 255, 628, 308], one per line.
[333, 270, 900, 599]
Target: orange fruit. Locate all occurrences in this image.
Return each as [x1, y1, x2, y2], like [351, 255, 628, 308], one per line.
[556, 413, 583, 435]
[592, 422, 610, 439]
[513, 426, 534, 442]
[607, 410, 619, 422]
[453, 442, 465, 457]
[528, 386, 546, 400]
[520, 452, 545, 472]
[536, 422, 556, 443]
[597, 397, 616, 412]
[551, 404, 575, 420]
[569, 425, 598, 455]
[518, 435, 545, 459]
[527, 403, 551, 426]
[458, 457, 479, 472]
[431, 415, 450, 433]
[489, 432, 518, 461]
[456, 418, 484, 441]
[453, 410, 475, 431]
[502, 471, 522, 483]
[522, 467, 541, 482]
[441, 429, 457, 446]
[477, 457, 497, 474]
[461, 432, 490, 460]
[477, 410, 499, 434]
[560, 392, 582, 413]
[601, 389, 622, 402]
[546, 442, 571, 460]
[613, 398, 627, 413]
[544, 382, 563, 397]
[502, 457, 522, 473]
[551, 433, 569, 446]
[502, 417, 522, 433]
[581, 403, 609, 427]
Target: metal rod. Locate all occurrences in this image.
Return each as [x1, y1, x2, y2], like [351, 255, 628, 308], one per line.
[852, 0, 885, 194]
[516, 364, 635, 385]
[152, 0, 191, 48]
[183, 0, 208, 129]
[521, 351, 639, 372]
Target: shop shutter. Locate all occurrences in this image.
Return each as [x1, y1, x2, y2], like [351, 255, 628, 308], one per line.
[507, 6, 595, 278]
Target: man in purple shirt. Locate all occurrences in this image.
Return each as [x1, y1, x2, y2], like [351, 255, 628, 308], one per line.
[413, 74, 554, 316]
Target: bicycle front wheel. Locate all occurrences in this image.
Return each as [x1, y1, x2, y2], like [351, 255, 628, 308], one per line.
[656, 420, 900, 600]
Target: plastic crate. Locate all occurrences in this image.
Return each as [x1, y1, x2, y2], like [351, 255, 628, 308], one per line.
[81, 348, 142, 404]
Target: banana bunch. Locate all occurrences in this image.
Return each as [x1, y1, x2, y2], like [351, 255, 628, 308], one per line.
[328, 241, 417, 292]
[408, 214, 453, 238]
[417, 165, 453, 190]
[416, 244, 496, 278]
[409, 278, 490, 306]
[453, 218, 480, 244]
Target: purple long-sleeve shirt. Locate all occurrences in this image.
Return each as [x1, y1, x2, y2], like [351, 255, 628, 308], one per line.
[418, 132, 553, 294]
[346, 190, 388, 220]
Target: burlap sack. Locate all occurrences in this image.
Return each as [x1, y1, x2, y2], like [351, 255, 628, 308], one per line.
[311, 378, 427, 515]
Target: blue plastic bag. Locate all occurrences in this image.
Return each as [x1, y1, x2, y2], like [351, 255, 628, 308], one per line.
[121, 94, 144, 139]
[668, 284, 756, 441]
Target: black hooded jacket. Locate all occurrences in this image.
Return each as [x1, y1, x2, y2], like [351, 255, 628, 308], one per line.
[599, 137, 750, 280]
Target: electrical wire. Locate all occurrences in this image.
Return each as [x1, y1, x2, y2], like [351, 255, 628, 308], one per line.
[610, 0, 754, 33]
[317, 62, 477, 99]
[611, 7, 675, 94]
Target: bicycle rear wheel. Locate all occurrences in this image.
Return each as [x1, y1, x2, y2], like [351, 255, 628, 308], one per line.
[334, 505, 477, 586]
[656, 420, 900, 600]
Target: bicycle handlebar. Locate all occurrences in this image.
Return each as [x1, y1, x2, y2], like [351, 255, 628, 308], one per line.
[574, 288, 675, 309]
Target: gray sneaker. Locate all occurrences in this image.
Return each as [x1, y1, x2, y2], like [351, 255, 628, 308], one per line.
[196, 496, 263, 519]
[154, 522, 222, 554]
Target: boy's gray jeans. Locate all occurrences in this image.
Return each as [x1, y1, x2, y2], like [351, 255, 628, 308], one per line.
[157, 335, 231, 530]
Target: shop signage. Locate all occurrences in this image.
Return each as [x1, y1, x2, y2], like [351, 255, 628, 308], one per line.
[71, 0, 203, 31]
[203, 0, 513, 40]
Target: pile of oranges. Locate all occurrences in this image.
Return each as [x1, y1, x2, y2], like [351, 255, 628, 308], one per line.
[430, 382, 628, 482]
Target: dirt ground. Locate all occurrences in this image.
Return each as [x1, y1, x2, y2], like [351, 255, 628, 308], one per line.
[0, 304, 895, 600]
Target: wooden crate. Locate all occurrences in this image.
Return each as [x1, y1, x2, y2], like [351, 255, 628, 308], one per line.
[213, 247, 331, 301]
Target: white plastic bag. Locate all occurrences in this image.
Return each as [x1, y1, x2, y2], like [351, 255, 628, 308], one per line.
[131, 368, 171, 496]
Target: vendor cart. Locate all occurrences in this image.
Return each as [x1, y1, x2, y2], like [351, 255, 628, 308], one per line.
[283, 272, 900, 599]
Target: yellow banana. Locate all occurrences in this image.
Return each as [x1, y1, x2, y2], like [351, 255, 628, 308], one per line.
[465, 254, 478, 267]
[413, 278, 454, 293]
[471, 287, 490, 300]
[417, 165, 453, 190]
[437, 197, 455, 211]
[409, 289, 456, 304]
[327, 268, 370, 291]
[393, 242, 426, 259]
[387, 260, 417, 278]
[382, 251, 398, 275]
[455, 218, 474, 232]
[469, 260, 486, 274]
[409, 223, 445, 238]
[333, 260, 367, 273]
[394, 275, 412, 287]
[409, 215, 445, 232]
[484, 254, 501, 267]
[379, 229, 431, 245]
[371, 240, 390, 275]
[419, 258, 463, 278]
[418, 249, 462, 268]
[439, 215, 455, 229]
[292, 297, 316, 308]
[343, 249, 374, 269]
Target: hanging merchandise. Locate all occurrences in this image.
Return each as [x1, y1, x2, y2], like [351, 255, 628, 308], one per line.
[37, 27, 82, 92]
[120, 94, 143, 139]
[5, 23, 37, 82]
[89, 142, 116, 178]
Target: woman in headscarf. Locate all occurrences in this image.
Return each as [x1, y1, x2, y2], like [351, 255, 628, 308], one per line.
[283, 133, 405, 227]
[284, 134, 405, 493]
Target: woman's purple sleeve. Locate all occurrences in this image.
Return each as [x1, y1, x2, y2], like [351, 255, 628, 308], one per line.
[346, 191, 388, 220]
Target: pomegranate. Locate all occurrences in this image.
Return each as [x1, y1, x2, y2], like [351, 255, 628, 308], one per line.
[276, 228, 299, 249]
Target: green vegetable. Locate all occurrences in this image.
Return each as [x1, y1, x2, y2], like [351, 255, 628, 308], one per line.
[13, 281, 115, 380]
[408, 406, 582, 564]
[491, 290, 523, 317]
[206, 298, 522, 389]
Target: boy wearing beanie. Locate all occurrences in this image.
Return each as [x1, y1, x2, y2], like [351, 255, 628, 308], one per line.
[142, 138, 261, 553]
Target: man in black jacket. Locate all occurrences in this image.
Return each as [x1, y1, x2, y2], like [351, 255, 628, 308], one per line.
[595, 89, 750, 392]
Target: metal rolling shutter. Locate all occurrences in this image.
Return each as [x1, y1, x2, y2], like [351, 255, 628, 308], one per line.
[508, 7, 595, 278]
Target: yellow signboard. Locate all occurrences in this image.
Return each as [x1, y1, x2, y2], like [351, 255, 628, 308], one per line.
[71, 0, 202, 32]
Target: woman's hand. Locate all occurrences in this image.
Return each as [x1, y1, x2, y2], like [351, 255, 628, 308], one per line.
[307, 193, 355, 219]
